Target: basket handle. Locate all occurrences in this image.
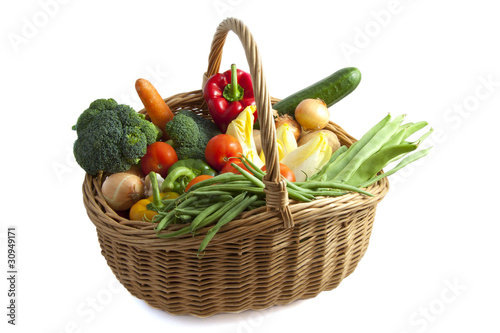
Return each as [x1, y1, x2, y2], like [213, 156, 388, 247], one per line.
[203, 17, 294, 229]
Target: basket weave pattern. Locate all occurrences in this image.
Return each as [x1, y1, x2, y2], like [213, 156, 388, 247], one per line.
[82, 18, 389, 317]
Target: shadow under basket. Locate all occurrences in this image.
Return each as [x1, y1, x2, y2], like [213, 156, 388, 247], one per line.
[81, 18, 390, 317]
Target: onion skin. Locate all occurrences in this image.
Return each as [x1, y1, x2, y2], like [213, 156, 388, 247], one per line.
[294, 99, 330, 131]
[102, 173, 145, 211]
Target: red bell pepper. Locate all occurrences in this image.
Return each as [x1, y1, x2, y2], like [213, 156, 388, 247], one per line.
[203, 64, 256, 133]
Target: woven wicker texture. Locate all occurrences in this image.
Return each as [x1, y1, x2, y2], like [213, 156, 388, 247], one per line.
[82, 18, 389, 317]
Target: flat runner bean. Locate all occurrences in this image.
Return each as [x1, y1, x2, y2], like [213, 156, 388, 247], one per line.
[346, 143, 417, 186]
[358, 147, 432, 188]
[331, 114, 405, 183]
[318, 114, 392, 181]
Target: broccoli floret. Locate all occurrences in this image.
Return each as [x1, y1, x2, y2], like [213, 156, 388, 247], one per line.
[178, 110, 222, 144]
[165, 110, 221, 160]
[121, 126, 148, 165]
[72, 98, 119, 134]
[73, 98, 160, 175]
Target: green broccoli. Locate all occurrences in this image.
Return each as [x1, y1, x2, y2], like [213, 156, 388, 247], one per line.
[164, 110, 221, 160]
[73, 98, 160, 175]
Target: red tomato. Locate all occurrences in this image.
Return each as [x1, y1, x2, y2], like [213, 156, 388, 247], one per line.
[185, 175, 214, 192]
[220, 161, 252, 174]
[261, 163, 296, 182]
[140, 142, 178, 178]
[205, 134, 243, 171]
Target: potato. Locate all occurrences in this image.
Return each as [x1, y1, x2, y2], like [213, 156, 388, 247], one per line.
[298, 130, 341, 152]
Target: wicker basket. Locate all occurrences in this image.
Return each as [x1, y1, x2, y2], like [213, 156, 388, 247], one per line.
[82, 18, 389, 317]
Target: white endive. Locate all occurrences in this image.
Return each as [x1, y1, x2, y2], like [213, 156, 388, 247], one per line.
[226, 105, 264, 168]
[276, 123, 298, 161]
[260, 122, 298, 163]
[281, 131, 332, 182]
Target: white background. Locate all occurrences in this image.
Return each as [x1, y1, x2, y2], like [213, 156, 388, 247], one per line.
[2, 0, 499, 332]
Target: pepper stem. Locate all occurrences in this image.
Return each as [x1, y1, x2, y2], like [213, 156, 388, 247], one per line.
[223, 64, 244, 102]
[149, 171, 164, 211]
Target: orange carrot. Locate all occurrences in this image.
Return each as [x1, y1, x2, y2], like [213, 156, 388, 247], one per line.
[135, 78, 174, 139]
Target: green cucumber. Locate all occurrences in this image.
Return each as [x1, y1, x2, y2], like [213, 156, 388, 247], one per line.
[273, 67, 361, 117]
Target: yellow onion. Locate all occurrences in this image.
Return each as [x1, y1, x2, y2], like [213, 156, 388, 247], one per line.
[294, 99, 330, 131]
[102, 173, 144, 211]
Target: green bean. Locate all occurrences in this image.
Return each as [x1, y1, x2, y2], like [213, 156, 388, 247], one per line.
[192, 184, 265, 195]
[247, 200, 267, 210]
[239, 156, 266, 178]
[358, 147, 432, 188]
[346, 143, 417, 186]
[318, 114, 392, 181]
[155, 209, 177, 231]
[284, 178, 307, 192]
[238, 155, 315, 202]
[159, 192, 189, 212]
[189, 201, 226, 232]
[331, 114, 405, 183]
[177, 214, 193, 222]
[193, 195, 233, 206]
[154, 195, 199, 230]
[198, 194, 258, 254]
[175, 196, 198, 209]
[286, 188, 314, 202]
[156, 225, 192, 239]
[239, 155, 316, 200]
[187, 190, 238, 196]
[159, 198, 179, 206]
[186, 173, 246, 192]
[191, 192, 248, 232]
[307, 190, 348, 197]
[231, 163, 265, 188]
[174, 208, 204, 216]
[156, 193, 248, 238]
[221, 180, 255, 186]
[294, 181, 373, 196]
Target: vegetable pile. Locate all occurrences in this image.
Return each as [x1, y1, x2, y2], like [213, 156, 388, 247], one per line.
[73, 65, 432, 254]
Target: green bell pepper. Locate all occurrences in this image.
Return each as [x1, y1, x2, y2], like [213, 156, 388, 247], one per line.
[160, 159, 217, 193]
[169, 159, 217, 177]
